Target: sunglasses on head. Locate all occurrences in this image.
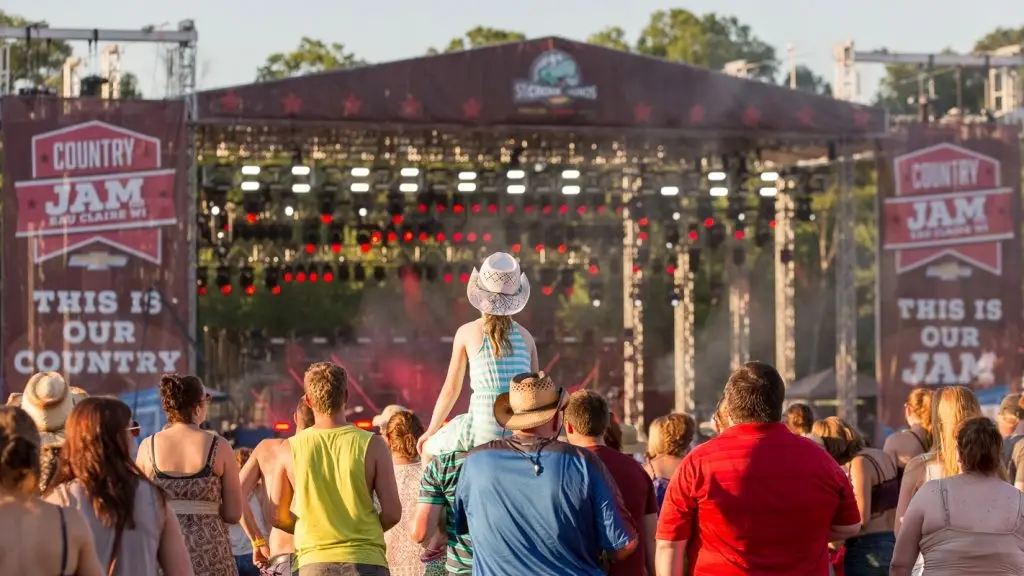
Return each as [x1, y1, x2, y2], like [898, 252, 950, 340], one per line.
[127, 421, 141, 438]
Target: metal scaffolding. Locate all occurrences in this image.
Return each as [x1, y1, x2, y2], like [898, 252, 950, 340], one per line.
[622, 174, 645, 432]
[728, 234, 751, 371]
[774, 190, 797, 383]
[835, 144, 858, 425]
[673, 248, 697, 413]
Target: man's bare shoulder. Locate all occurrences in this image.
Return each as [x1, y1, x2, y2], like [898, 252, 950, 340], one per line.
[255, 438, 287, 463]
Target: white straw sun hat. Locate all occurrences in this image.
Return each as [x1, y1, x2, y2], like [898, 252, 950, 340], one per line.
[466, 252, 531, 316]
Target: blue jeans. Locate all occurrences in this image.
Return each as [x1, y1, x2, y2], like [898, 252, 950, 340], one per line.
[844, 531, 895, 576]
[235, 554, 261, 576]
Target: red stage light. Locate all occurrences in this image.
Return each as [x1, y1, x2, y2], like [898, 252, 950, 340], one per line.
[418, 231, 428, 242]
[386, 231, 398, 243]
[541, 286, 554, 296]
[511, 243, 521, 253]
[559, 205, 568, 214]
[331, 243, 342, 253]
[443, 272, 453, 283]
[370, 231, 382, 244]
[246, 213, 258, 224]
[577, 206, 586, 215]
[453, 232, 464, 243]
[271, 285, 282, 295]
[304, 244, 315, 254]
[632, 264, 640, 274]
[221, 285, 232, 295]
[273, 422, 291, 432]
[704, 217, 715, 228]
[283, 272, 294, 283]
[588, 264, 599, 275]
[597, 206, 607, 214]
[309, 272, 319, 283]
[392, 214, 403, 225]
[563, 287, 574, 296]
[505, 205, 515, 214]
[542, 205, 552, 214]
[557, 244, 567, 254]
[482, 233, 492, 242]
[770, 219, 777, 228]
[323, 271, 334, 283]
[524, 205, 535, 214]
[355, 420, 373, 430]
[666, 265, 676, 275]
[403, 231, 414, 242]
[435, 232, 446, 242]
[418, 203, 428, 213]
[436, 204, 446, 213]
[320, 214, 332, 224]
[471, 204, 481, 213]
[638, 217, 649, 227]
[638, 231, 649, 241]
[734, 230, 745, 240]
[488, 204, 498, 214]
[296, 272, 307, 283]
[459, 272, 470, 283]
[467, 232, 478, 242]
[453, 204, 464, 214]
[688, 230, 699, 241]
[535, 244, 544, 253]
[244, 285, 256, 296]
[199, 286, 207, 295]
[360, 243, 371, 253]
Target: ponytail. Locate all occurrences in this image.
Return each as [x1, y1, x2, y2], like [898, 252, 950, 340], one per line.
[483, 314, 513, 358]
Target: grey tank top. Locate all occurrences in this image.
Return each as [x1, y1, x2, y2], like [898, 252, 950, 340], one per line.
[52, 479, 164, 576]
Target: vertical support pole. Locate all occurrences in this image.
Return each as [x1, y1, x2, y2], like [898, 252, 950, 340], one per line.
[835, 143, 858, 425]
[728, 227, 750, 371]
[0, 43, 11, 97]
[673, 248, 696, 413]
[181, 39, 199, 375]
[622, 173, 644, 432]
[774, 190, 797, 384]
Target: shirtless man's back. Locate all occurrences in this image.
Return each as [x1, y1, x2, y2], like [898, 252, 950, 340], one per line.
[240, 399, 314, 574]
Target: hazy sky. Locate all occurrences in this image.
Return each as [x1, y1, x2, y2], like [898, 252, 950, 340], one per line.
[4, 0, 1020, 100]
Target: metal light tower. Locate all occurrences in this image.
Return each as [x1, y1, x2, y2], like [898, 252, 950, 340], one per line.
[622, 174, 645, 432]
[673, 247, 696, 413]
[774, 189, 797, 384]
[728, 225, 751, 371]
[835, 144, 858, 425]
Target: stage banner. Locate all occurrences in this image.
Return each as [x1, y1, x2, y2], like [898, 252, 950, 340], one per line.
[1, 98, 192, 398]
[876, 124, 1022, 428]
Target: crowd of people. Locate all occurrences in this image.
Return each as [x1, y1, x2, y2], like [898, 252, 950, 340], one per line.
[2, 252, 1024, 575]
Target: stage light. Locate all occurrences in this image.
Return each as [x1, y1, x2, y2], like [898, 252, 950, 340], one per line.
[688, 247, 701, 273]
[727, 196, 747, 222]
[687, 224, 699, 242]
[542, 286, 554, 296]
[265, 264, 281, 294]
[759, 187, 778, 197]
[666, 227, 680, 248]
[761, 172, 779, 182]
[507, 169, 525, 180]
[282, 264, 295, 283]
[561, 185, 581, 195]
[453, 231, 464, 243]
[328, 224, 343, 252]
[284, 205, 295, 217]
[458, 265, 470, 284]
[351, 167, 370, 178]
[482, 232, 492, 243]
[708, 171, 727, 181]
[734, 225, 746, 240]
[452, 200, 465, 214]
[442, 265, 453, 283]
[459, 171, 477, 181]
[197, 267, 208, 295]
[241, 165, 260, 176]
[400, 168, 420, 178]
[660, 186, 679, 196]
[587, 260, 600, 275]
[351, 182, 371, 193]
[670, 291, 681, 307]
[303, 221, 320, 254]
[795, 196, 814, 221]
[241, 181, 260, 192]
[295, 266, 308, 283]
[216, 265, 232, 295]
[321, 262, 335, 283]
[467, 232, 478, 242]
[353, 264, 366, 282]
[400, 226, 415, 243]
[292, 165, 311, 176]
[507, 184, 526, 194]
[458, 182, 477, 192]
[320, 199, 335, 224]
[399, 183, 418, 193]
[710, 187, 728, 197]
[307, 264, 320, 283]
[337, 262, 351, 282]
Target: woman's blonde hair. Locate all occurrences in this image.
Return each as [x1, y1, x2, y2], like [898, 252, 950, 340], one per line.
[648, 414, 696, 457]
[812, 417, 865, 465]
[906, 387, 933, 446]
[933, 386, 981, 476]
[483, 313, 513, 358]
[384, 411, 425, 461]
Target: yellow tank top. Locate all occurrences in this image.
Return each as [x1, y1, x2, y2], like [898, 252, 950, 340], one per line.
[289, 425, 387, 568]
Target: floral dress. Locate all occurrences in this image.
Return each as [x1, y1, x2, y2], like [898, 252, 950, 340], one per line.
[148, 434, 237, 575]
[385, 461, 445, 576]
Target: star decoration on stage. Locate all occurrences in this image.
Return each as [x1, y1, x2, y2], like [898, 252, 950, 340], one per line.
[343, 94, 363, 117]
[853, 109, 871, 127]
[742, 105, 761, 127]
[218, 90, 241, 113]
[688, 105, 705, 124]
[462, 97, 481, 120]
[401, 94, 423, 118]
[281, 92, 302, 115]
[796, 107, 814, 126]
[633, 102, 652, 123]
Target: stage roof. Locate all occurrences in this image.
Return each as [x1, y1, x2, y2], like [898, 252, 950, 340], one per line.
[196, 36, 887, 139]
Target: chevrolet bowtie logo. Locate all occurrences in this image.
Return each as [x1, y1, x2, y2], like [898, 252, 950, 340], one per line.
[924, 261, 973, 282]
[69, 251, 129, 270]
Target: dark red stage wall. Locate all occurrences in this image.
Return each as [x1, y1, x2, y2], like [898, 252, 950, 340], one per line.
[1, 98, 193, 398]
[876, 124, 1022, 429]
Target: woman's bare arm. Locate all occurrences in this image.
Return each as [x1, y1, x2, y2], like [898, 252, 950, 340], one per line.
[420, 325, 469, 452]
[216, 438, 243, 524]
[850, 456, 872, 530]
[890, 485, 928, 575]
[895, 456, 928, 534]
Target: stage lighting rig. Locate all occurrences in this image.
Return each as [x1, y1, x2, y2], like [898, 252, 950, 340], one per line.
[348, 167, 372, 193]
[197, 267, 208, 295]
[733, 223, 746, 240]
[240, 265, 256, 296]
[328, 223, 344, 253]
[319, 196, 336, 224]
[457, 265, 471, 284]
[321, 263, 335, 283]
[337, 262, 351, 282]
[399, 167, 423, 193]
[559, 268, 575, 295]
[457, 170, 478, 193]
[353, 264, 367, 282]
[216, 265, 232, 295]
[727, 195, 747, 223]
[665, 226, 680, 249]
[441, 265, 454, 284]
[587, 259, 600, 275]
[588, 281, 602, 307]
[560, 168, 581, 195]
[795, 195, 815, 222]
[307, 263, 319, 283]
[759, 171, 779, 197]
[302, 219, 321, 253]
[282, 264, 295, 283]
[687, 223, 700, 242]
[539, 267, 557, 296]
[265, 264, 282, 295]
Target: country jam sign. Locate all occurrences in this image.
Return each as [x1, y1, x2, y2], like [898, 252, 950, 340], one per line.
[882, 143, 1015, 387]
[13, 121, 178, 266]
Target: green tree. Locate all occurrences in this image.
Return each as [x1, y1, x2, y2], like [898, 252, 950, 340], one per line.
[973, 27, 1024, 51]
[635, 10, 778, 80]
[256, 37, 365, 81]
[428, 27, 526, 54]
[118, 72, 142, 99]
[0, 11, 73, 87]
[587, 27, 631, 52]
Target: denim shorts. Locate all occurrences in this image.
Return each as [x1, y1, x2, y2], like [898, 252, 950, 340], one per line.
[844, 531, 895, 576]
[298, 563, 390, 576]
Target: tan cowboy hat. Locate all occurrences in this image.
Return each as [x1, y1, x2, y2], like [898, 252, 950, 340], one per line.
[493, 372, 568, 431]
[467, 252, 531, 316]
[619, 424, 647, 455]
[372, 404, 410, 429]
[9, 372, 89, 445]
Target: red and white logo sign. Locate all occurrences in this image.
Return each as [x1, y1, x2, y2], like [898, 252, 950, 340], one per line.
[883, 143, 1014, 275]
[13, 121, 178, 266]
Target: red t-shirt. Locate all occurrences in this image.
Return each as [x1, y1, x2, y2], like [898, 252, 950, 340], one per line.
[656, 422, 860, 575]
[587, 445, 658, 576]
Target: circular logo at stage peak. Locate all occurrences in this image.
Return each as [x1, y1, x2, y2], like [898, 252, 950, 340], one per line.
[514, 49, 597, 108]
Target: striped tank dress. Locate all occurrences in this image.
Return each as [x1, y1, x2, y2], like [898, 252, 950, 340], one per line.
[425, 321, 532, 455]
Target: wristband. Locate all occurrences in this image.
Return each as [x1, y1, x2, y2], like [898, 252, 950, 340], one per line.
[251, 538, 266, 548]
